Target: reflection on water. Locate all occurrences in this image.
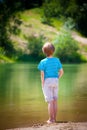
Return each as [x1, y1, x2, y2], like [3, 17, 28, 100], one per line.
[59, 64, 87, 122]
[0, 63, 87, 129]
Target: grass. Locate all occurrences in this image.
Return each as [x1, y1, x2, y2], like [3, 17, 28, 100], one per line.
[83, 45, 87, 52]
[52, 18, 63, 30]
[12, 8, 62, 44]
[0, 55, 14, 63]
[80, 44, 87, 58]
[19, 8, 42, 22]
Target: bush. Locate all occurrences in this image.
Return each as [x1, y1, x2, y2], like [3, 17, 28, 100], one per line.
[41, 15, 52, 26]
[43, 2, 62, 18]
[53, 29, 83, 63]
[26, 34, 45, 60]
[0, 47, 5, 56]
[63, 17, 76, 30]
[42, 0, 63, 25]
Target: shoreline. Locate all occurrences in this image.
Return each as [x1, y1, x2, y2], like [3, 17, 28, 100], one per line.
[7, 122, 87, 130]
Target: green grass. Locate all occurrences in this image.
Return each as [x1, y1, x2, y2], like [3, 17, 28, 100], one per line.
[14, 8, 62, 42]
[83, 45, 87, 52]
[52, 18, 63, 30]
[19, 8, 42, 22]
[0, 55, 14, 63]
[19, 8, 62, 31]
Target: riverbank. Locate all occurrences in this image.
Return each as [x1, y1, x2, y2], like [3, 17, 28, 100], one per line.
[7, 122, 87, 130]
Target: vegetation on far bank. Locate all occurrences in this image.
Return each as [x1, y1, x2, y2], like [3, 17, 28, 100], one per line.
[0, 0, 87, 63]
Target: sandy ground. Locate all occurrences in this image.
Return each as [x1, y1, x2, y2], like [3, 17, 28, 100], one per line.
[7, 122, 87, 130]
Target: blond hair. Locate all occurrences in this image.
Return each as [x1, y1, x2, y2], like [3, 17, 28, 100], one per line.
[42, 42, 55, 56]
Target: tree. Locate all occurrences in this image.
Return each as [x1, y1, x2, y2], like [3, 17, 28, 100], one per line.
[76, 2, 87, 36]
[0, 0, 23, 56]
[22, 0, 43, 9]
[54, 29, 83, 63]
[42, 0, 87, 36]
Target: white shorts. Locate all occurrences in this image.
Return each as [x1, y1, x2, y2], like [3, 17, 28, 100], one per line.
[42, 78, 59, 102]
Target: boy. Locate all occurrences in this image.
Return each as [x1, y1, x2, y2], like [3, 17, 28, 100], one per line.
[38, 42, 64, 124]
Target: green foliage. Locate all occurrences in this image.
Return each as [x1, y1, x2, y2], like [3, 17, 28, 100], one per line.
[63, 17, 76, 30]
[0, 0, 23, 58]
[76, 3, 87, 36]
[0, 0, 87, 62]
[42, 0, 63, 26]
[41, 15, 52, 25]
[54, 29, 84, 63]
[9, 16, 22, 35]
[65, 0, 78, 18]
[26, 35, 45, 59]
[42, 0, 87, 36]
[0, 47, 5, 56]
[0, 54, 14, 63]
[43, 0, 62, 18]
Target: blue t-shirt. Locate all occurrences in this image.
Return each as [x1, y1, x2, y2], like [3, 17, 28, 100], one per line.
[38, 57, 62, 79]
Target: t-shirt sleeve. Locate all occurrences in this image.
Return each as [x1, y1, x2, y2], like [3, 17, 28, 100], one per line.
[58, 58, 62, 69]
[38, 61, 44, 71]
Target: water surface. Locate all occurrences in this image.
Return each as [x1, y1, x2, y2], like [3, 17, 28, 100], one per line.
[0, 63, 87, 129]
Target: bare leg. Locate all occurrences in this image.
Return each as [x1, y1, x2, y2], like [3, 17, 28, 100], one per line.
[47, 101, 54, 122]
[53, 99, 57, 122]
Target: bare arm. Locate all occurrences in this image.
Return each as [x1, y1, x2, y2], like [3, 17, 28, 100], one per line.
[40, 71, 44, 87]
[58, 68, 64, 79]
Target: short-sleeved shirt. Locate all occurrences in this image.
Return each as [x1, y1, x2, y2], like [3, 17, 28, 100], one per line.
[38, 57, 62, 79]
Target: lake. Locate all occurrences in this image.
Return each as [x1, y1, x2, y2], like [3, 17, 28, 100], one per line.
[0, 63, 87, 129]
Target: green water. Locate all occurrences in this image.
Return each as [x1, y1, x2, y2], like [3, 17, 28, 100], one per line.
[0, 63, 87, 129]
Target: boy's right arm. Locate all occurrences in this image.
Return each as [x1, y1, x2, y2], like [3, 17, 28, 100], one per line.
[40, 71, 44, 87]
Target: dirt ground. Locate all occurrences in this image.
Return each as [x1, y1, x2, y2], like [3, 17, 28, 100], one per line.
[7, 122, 87, 130]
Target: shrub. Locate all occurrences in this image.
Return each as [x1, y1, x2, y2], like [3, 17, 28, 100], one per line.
[43, 1, 62, 18]
[41, 15, 52, 26]
[0, 47, 5, 56]
[53, 29, 83, 63]
[63, 17, 76, 30]
[42, 1, 62, 25]
[26, 34, 45, 60]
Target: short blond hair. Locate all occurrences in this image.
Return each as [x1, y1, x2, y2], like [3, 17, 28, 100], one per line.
[42, 42, 55, 56]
